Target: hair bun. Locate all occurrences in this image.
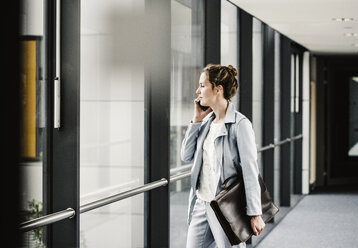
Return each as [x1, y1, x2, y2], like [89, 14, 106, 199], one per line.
[227, 65, 238, 77]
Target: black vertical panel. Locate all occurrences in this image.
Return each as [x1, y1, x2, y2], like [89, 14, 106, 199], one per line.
[280, 36, 291, 206]
[238, 10, 253, 244]
[205, 0, 220, 65]
[294, 52, 303, 194]
[263, 25, 275, 198]
[239, 10, 253, 120]
[315, 57, 326, 187]
[145, 0, 171, 247]
[2, 1, 20, 247]
[44, 0, 55, 245]
[51, 0, 80, 247]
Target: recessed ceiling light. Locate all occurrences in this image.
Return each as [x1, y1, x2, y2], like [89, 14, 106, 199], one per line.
[344, 33, 358, 37]
[332, 17, 354, 22]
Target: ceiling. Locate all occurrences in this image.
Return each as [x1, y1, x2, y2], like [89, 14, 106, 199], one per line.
[230, 0, 358, 55]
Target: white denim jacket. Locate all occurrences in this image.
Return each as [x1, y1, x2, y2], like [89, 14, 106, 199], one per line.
[181, 102, 262, 225]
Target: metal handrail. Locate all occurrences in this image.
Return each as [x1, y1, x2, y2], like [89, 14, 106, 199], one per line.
[171, 134, 303, 173]
[170, 171, 192, 182]
[19, 208, 75, 232]
[80, 179, 139, 203]
[20, 134, 302, 232]
[257, 134, 302, 152]
[80, 178, 168, 214]
[19, 179, 168, 232]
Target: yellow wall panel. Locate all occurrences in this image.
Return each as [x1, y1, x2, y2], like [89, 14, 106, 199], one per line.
[20, 41, 36, 158]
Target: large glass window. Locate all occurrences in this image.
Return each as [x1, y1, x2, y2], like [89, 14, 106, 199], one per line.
[19, 1, 48, 247]
[80, 1, 145, 247]
[221, 0, 239, 107]
[252, 17, 264, 174]
[170, 0, 204, 247]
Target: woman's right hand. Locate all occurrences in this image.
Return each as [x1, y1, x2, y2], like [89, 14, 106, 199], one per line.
[192, 97, 211, 123]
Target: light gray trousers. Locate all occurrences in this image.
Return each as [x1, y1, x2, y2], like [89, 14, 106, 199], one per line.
[186, 198, 246, 248]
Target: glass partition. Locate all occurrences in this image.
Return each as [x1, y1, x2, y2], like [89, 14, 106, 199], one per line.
[80, 0, 145, 247]
[221, 0, 239, 108]
[252, 17, 264, 174]
[19, 0, 48, 246]
[273, 31, 281, 205]
[170, 0, 204, 247]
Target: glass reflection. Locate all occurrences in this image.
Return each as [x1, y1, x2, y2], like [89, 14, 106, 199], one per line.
[19, 0, 48, 247]
[252, 17, 264, 175]
[80, 1, 145, 247]
[221, 0, 239, 108]
[170, 0, 204, 247]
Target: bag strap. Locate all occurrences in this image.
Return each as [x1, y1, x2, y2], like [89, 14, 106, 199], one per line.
[221, 125, 242, 189]
[221, 137, 225, 183]
[221, 136, 238, 188]
[221, 175, 238, 189]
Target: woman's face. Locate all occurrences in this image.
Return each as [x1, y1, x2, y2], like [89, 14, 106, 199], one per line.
[196, 72, 218, 107]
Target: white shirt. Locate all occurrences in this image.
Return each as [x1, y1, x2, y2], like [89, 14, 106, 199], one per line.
[196, 121, 224, 202]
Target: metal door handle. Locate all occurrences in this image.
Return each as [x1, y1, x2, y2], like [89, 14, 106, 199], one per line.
[54, 77, 60, 128]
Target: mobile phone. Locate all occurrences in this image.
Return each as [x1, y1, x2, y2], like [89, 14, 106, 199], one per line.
[197, 101, 209, 111]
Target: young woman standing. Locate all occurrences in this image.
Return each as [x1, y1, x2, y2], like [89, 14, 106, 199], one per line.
[181, 64, 265, 248]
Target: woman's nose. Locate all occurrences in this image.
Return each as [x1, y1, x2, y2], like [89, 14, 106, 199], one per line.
[196, 87, 200, 95]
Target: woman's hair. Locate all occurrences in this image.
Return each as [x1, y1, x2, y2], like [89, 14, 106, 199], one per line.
[202, 64, 238, 100]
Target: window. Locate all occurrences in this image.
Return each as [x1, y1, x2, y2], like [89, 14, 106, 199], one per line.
[170, 0, 204, 247]
[221, 0, 239, 107]
[80, 1, 146, 246]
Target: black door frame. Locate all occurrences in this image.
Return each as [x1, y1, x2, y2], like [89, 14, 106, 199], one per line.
[45, 0, 80, 246]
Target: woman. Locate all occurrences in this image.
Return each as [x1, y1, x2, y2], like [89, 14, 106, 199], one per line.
[181, 64, 265, 248]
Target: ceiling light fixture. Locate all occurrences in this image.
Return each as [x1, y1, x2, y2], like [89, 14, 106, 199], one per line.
[332, 17, 354, 22]
[344, 33, 358, 37]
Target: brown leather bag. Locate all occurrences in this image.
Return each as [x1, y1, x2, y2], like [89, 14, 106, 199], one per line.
[210, 140, 279, 245]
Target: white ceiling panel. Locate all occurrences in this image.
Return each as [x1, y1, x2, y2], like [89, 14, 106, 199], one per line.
[229, 0, 358, 54]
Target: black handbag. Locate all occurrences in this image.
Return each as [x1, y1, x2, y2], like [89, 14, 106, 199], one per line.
[210, 140, 279, 245]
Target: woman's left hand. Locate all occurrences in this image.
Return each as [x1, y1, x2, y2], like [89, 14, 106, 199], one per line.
[250, 215, 265, 236]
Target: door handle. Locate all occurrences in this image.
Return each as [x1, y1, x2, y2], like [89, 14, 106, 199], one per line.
[54, 77, 60, 128]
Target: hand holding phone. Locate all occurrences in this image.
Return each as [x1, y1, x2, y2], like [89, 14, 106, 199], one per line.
[192, 98, 211, 123]
[197, 101, 209, 111]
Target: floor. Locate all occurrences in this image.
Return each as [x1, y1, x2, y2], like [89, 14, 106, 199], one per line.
[252, 185, 358, 248]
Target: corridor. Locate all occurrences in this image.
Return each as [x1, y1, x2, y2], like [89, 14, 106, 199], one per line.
[254, 186, 358, 248]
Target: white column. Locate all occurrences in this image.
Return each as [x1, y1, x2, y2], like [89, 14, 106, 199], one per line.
[302, 51, 310, 194]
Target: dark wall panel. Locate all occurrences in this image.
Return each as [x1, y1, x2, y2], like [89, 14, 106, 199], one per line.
[263, 25, 275, 197]
[205, 0, 220, 65]
[280, 35, 292, 206]
[51, 0, 80, 247]
[145, 0, 171, 247]
[239, 10, 253, 120]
